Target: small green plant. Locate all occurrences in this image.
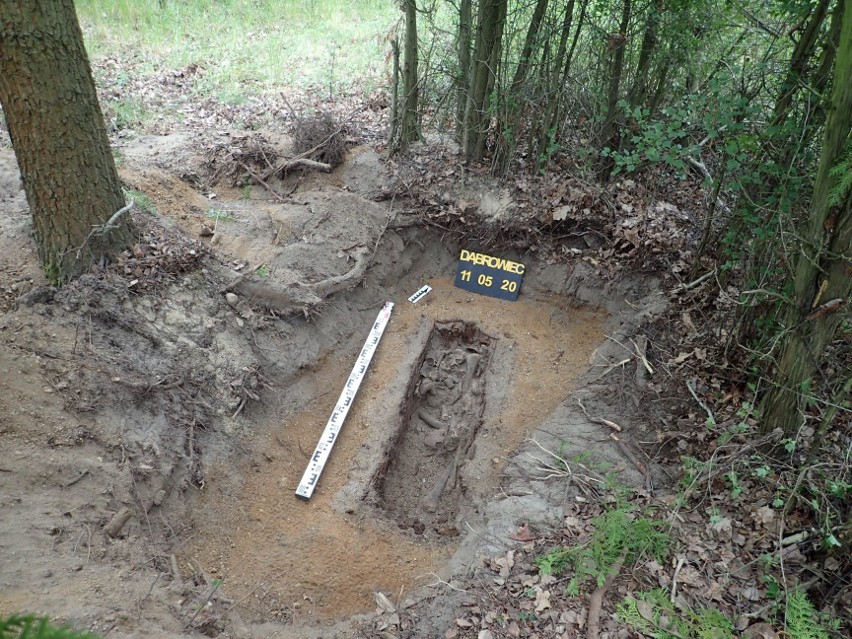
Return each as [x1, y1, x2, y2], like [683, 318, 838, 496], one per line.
[724, 469, 743, 499]
[617, 588, 736, 639]
[241, 184, 252, 200]
[535, 504, 670, 595]
[206, 208, 234, 222]
[256, 265, 269, 279]
[0, 614, 100, 638]
[784, 588, 841, 639]
[124, 189, 155, 213]
[106, 97, 148, 130]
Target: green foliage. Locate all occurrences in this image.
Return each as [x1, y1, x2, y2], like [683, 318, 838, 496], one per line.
[206, 208, 234, 222]
[105, 97, 148, 130]
[535, 505, 670, 595]
[124, 189, 156, 214]
[0, 614, 100, 639]
[784, 589, 841, 639]
[617, 589, 736, 639]
[602, 100, 698, 176]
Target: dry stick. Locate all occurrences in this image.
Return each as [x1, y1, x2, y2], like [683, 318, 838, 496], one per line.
[671, 268, 716, 294]
[577, 399, 622, 432]
[63, 469, 89, 488]
[186, 580, 223, 628]
[686, 379, 714, 423]
[278, 158, 332, 173]
[670, 555, 685, 603]
[587, 555, 625, 639]
[75, 199, 135, 260]
[237, 161, 288, 203]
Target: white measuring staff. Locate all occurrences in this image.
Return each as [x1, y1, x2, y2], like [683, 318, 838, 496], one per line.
[295, 301, 394, 500]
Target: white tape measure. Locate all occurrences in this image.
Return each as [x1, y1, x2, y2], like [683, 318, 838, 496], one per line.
[295, 301, 394, 500]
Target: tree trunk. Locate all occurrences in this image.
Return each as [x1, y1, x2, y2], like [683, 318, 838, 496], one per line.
[627, 0, 663, 109]
[456, 0, 472, 135]
[771, 0, 832, 128]
[393, 0, 420, 151]
[535, 0, 578, 170]
[510, 0, 550, 92]
[597, 0, 633, 176]
[463, 0, 508, 162]
[760, 2, 852, 438]
[0, 0, 132, 283]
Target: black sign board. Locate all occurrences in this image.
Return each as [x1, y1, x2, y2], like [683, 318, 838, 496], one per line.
[454, 249, 525, 301]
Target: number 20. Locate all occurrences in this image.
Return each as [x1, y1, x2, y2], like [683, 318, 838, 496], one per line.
[501, 280, 518, 292]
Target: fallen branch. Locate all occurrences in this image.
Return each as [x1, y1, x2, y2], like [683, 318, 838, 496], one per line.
[75, 199, 135, 260]
[577, 399, 622, 432]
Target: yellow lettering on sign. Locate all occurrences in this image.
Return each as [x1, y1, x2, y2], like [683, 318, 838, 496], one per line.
[459, 250, 525, 275]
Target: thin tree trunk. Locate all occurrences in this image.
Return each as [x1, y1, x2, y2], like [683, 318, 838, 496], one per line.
[395, 0, 420, 150]
[0, 0, 133, 283]
[464, 0, 508, 162]
[456, 0, 472, 135]
[510, 0, 550, 92]
[536, 0, 583, 169]
[597, 0, 633, 176]
[761, 2, 852, 438]
[628, 0, 663, 109]
[771, 0, 831, 128]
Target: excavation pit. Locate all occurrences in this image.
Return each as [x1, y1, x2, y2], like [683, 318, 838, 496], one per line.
[186, 277, 609, 621]
[375, 320, 496, 539]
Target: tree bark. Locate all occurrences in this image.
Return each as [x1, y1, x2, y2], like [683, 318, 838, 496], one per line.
[597, 0, 633, 176]
[0, 0, 132, 283]
[628, 0, 663, 109]
[456, 0, 472, 135]
[463, 0, 508, 162]
[393, 0, 420, 151]
[771, 0, 832, 128]
[510, 0, 550, 92]
[761, 1, 852, 438]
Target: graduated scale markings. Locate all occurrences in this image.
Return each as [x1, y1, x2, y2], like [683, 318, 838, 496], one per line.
[295, 301, 394, 500]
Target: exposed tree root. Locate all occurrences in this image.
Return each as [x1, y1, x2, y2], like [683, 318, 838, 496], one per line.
[586, 555, 624, 639]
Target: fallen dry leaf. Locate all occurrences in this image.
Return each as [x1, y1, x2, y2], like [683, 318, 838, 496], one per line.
[534, 587, 551, 613]
[510, 522, 534, 541]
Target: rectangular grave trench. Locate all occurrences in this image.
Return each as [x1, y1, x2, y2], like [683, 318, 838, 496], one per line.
[373, 320, 494, 539]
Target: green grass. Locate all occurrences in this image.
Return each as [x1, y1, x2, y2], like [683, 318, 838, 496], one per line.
[76, 0, 399, 99]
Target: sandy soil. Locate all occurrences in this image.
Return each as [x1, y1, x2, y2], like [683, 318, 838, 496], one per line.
[0, 133, 661, 638]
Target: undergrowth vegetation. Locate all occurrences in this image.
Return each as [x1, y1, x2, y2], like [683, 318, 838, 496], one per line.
[76, 0, 398, 98]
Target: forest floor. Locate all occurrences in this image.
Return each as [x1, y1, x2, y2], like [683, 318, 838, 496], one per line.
[0, 57, 847, 639]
